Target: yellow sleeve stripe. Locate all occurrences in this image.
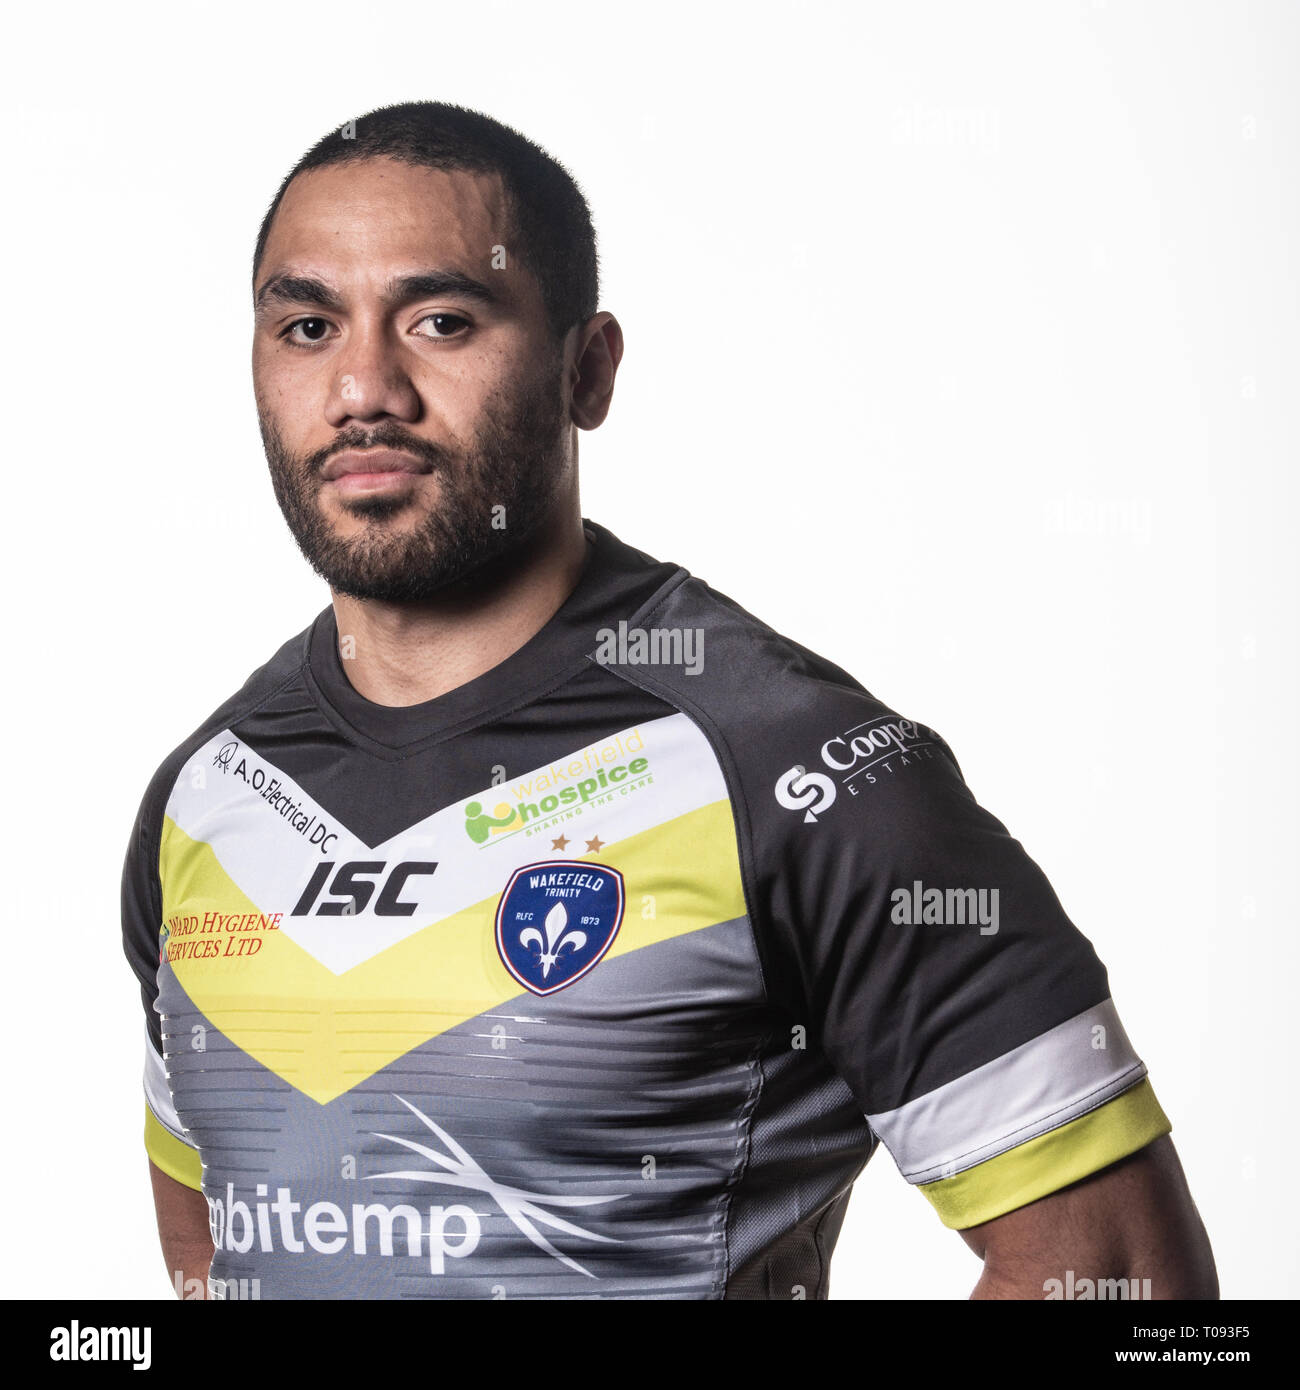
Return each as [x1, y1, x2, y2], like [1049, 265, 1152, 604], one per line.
[144, 1104, 204, 1192]
[917, 1077, 1171, 1229]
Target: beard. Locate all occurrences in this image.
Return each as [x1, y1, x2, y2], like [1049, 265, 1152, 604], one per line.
[259, 355, 571, 603]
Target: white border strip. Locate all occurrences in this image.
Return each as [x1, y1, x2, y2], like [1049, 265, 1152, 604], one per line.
[867, 999, 1147, 1184]
[143, 1027, 192, 1146]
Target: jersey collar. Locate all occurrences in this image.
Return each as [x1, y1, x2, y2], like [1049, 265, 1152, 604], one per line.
[303, 519, 685, 753]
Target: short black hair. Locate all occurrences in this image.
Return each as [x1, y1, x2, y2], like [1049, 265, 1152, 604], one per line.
[252, 101, 599, 340]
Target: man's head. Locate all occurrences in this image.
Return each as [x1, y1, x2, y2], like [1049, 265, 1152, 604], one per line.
[251, 101, 620, 603]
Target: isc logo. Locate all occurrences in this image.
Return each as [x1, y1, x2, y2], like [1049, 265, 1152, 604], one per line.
[291, 861, 437, 917]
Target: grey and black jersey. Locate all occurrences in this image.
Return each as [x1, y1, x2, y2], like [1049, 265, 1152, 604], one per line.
[122, 519, 1170, 1299]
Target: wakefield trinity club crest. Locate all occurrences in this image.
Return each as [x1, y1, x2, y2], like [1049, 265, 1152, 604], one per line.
[495, 861, 626, 996]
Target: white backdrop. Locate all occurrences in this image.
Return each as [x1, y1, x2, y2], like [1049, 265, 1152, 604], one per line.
[2, 0, 1294, 1300]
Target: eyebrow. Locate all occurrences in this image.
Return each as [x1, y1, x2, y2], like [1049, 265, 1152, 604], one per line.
[253, 269, 500, 315]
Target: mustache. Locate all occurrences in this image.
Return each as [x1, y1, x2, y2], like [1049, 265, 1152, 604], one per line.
[304, 425, 450, 475]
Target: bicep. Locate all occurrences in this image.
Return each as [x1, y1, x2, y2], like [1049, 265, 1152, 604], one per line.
[959, 1135, 1218, 1299]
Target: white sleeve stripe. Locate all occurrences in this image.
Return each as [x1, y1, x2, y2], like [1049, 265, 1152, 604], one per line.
[143, 1027, 192, 1145]
[866, 998, 1146, 1183]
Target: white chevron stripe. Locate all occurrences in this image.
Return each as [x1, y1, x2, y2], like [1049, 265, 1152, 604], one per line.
[163, 712, 729, 974]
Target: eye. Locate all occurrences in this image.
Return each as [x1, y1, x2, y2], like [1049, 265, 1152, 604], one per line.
[414, 312, 470, 339]
[282, 317, 334, 346]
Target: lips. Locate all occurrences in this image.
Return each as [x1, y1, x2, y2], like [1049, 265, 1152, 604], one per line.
[321, 448, 431, 481]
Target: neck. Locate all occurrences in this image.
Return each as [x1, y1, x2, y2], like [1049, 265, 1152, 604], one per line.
[328, 506, 589, 708]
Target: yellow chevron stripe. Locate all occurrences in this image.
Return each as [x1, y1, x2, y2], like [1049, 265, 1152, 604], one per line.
[917, 1078, 1172, 1229]
[144, 1104, 204, 1191]
[159, 798, 745, 1105]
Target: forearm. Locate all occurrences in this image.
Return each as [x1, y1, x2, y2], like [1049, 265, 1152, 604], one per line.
[149, 1160, 215, 1299]
[971, 1250, 1218, 1300]
[963, 1137, 1219, 1301]
[165, 1237, 216, 1300]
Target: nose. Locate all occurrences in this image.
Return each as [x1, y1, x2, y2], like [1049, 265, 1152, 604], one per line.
[324, 325, 421, 426]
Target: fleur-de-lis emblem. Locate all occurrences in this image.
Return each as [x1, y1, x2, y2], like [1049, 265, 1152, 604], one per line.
[495, 860, 625, 996]
[519, 902, 587, 980]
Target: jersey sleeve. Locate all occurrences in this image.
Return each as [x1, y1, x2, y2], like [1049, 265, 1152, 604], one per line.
[122, 767, 205, 1193]
[756, 709, 1171, 1230]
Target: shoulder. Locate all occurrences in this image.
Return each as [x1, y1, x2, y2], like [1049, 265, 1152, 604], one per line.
[127, 613, 319, 832]
[601, 566, 967, 824]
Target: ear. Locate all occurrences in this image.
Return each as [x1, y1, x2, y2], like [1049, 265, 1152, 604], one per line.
[568, 312, 624, 430]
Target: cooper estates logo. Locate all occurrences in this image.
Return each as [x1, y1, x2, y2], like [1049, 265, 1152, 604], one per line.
[775, 714, 937, 818]
[774, 766, 837, 822]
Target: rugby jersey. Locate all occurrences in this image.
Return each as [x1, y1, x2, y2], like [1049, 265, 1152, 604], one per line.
[121, 519, 1170, 1299]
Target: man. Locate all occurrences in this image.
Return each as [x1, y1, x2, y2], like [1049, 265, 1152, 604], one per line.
[122, 101, 1217, 1301]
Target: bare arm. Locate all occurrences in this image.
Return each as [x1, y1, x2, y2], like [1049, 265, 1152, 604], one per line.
[959, 1135, 1217, 1300]
[149, 1160, 214, 1299]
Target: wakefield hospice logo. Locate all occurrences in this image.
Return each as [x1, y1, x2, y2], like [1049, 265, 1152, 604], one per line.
[463, 729, 651, 846]
[495, 860, 626, 995]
